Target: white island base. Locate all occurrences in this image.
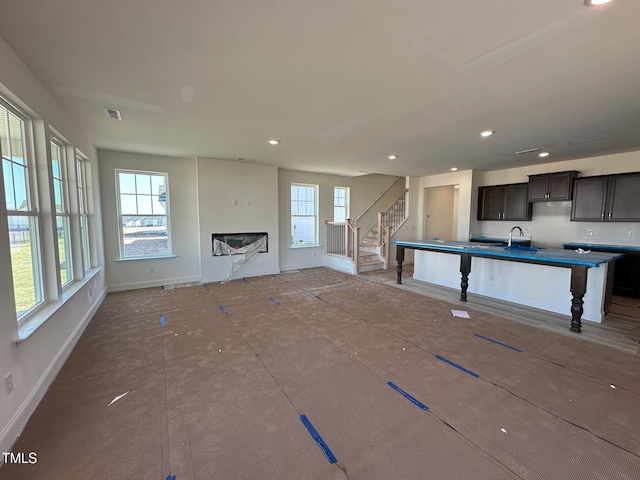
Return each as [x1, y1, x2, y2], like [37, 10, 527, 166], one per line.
[413, 250, 610, 323]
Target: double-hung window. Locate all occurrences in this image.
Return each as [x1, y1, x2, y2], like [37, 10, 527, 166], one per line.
[1, 99, 44, 318]
[76, 155, 91, 270]
[291, 183, 318, 246]
[50, 138, 73, 286]
[116, 169, 170, 258]
[333, 187, 349, 223]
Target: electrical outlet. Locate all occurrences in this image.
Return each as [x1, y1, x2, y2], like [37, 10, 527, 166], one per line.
[5, 373, 14, 394]
[149, 266, 155, 274]
[489, 273, 495, 282]
[587, 230, 593, 236]
[629, 231, 635, 238]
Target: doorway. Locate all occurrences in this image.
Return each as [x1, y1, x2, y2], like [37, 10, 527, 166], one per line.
[423, 185, 458, 240]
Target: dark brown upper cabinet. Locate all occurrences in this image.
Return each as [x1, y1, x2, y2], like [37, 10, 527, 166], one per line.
[528, 171, 579, 202]
[478, 183, 532, 221]
[571, 172, 640, 222]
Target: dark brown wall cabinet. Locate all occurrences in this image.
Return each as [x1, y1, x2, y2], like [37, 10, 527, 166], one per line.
[528, 171, 579, 202]
[571, 172, 640, 222]
[477, 183, 532, 221]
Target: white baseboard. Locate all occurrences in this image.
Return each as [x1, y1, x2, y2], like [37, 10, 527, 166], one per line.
[279, 261, 324, 272]
[0, 288, 107, 457]
[107, 275, 201, 293]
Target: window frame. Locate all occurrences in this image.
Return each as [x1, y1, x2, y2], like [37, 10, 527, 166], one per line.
[290, 183, 319, 247]
[333, 186, 350, 223]
[76, 154, 91, 271]
[1, 97, 45, 321]
[50, 136, 73, 287]
[115, 168, 172, 260]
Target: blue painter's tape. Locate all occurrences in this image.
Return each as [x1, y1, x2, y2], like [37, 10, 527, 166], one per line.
[269, 296, 280, 305]
[166, 475, 176, 480]
[387, 382, 429, 410]
[474, 334, 522, 352]
[203, 284, 210, 291]
[219, 306, 228, 315]
[161, 285, 165, 291]
[272, 275, 281, 280]
[300, 415, 337, 464]
[160, 315, 165, 327]
[242, 277, 250, 283]
[436, 355, 480, 378]
[305, 291, 316, 298]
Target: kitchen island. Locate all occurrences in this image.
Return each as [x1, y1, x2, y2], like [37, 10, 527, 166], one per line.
[394, 240, 622, 333]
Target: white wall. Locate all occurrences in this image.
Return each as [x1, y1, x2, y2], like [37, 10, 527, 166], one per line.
[477, 151, 640, 247]
[198, 158, 280, 282]
[277, 170, 404, 271]
[0, 35, 105, 455]
[98, 151, 200, 290]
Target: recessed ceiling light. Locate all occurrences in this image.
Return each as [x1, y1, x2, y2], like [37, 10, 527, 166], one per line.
[539, 152, 550, 158]
[388, 155, 397, 160]
[585, 0, 612, 6]
[268, 139, 280, 145]
[450, 167, 458, 171]
[480, 130, 494, 138]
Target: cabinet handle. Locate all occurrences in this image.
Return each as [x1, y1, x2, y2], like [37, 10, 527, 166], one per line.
[601, 211, 605, 220]
[608, 211, 612, 220]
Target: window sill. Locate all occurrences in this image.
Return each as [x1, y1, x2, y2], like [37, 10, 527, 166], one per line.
[13, 267, 102, 344]
[115, 254, 177, 262]
[289, 244, 323, 249]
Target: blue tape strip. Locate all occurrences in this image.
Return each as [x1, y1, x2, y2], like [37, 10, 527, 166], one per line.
[166, 475, 176, 480]
[161, 285, 165, 291]
[436, 355, 480, 378]
[219, 306, 228, 315]
[305, 291, 316, 298]
[242, 277, 250, 283]
[387, 382, 429, 410]
[269, 296, 280, 305]
[272, 275, 281, 280]
[203, 284, 210, 291]
[300, 415, 337, 464]
[160, 314, 165, 327]
[474, 334, 522, 352]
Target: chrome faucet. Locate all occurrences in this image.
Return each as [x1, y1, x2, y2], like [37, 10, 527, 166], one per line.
[508, 226, 524, 246]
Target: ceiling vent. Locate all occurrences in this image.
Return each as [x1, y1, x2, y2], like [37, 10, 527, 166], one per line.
[104, 107, 123, 120]
[514, 148, 540, 155]
[342, 171, 370, 177]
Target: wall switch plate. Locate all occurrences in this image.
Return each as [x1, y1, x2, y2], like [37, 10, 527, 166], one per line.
[5, 373, 14, 394]
[629, 231, 635, 238]
[587, 230, 593, 236]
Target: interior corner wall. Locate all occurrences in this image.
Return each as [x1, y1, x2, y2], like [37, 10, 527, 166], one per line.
[197, 158, 280, 282]
[97, 150, 200, 290]
[0, 34, 106, 455]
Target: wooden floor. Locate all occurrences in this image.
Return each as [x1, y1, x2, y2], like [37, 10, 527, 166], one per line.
[2, 267, 640, 479]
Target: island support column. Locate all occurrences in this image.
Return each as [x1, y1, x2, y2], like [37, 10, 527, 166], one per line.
[569, 264, 588, 333]
[396, 245, 405, 284]
[459, 252, 472, 301]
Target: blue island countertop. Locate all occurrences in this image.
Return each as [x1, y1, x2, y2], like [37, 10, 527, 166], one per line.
[563, 242, 640, 253]
[393, 239, 623, 267]
[469, 235, 530, 245]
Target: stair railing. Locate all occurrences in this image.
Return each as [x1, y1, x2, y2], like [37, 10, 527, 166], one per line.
[325, 219, 361, 273]
[378, 188, 409, 269]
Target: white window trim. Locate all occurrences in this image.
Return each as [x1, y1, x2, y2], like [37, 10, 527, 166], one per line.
[50, 136, 74, 288]
[290, 183, 319, 247]
[115, 168, 172, 260]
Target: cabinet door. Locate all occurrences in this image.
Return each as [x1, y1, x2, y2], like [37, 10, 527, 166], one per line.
[571, 177, 607, 221]
[503, 183, 532, 220]
[528, 176, 549, 202]
[547, 172, 576, 201]
[477, 186, 504, 220]
[608, 173, 640, 221]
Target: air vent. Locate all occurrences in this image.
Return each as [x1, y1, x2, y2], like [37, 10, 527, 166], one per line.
[104, 107, 123, 120]
[342, 171, 370, 177]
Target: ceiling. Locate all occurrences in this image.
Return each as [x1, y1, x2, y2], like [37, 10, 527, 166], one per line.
[1, 0, 639, 177]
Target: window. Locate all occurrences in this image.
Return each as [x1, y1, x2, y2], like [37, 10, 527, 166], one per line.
[333, 187, 349, 222]
[76, 155, 91, 270]
[116, 170, 170, 258]
[50, 138, 73, 286]
[1, 99, 44, 318]
[291, 183, 318, 246]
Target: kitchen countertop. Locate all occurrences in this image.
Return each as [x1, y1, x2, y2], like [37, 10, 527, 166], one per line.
[469, 235, 531, 244]
[394, 239, 623, 267]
